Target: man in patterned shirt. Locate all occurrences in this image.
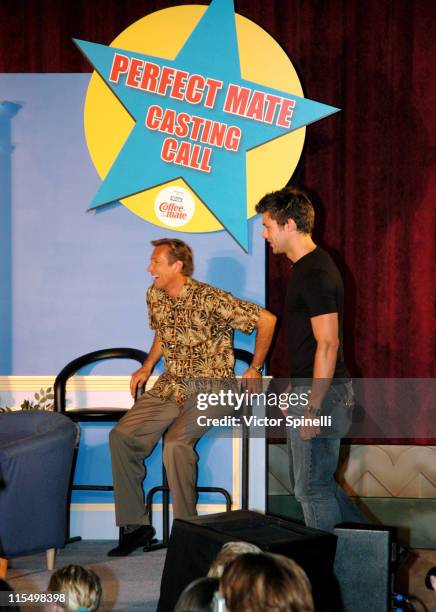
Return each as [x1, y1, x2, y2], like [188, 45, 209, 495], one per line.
[108, 238, 276, 556]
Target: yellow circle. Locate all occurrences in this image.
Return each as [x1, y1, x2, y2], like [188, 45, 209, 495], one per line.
[84, 6, 305, 232]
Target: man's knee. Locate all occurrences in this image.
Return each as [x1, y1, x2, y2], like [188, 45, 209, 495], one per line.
[293, 480, 312, 503]
[163, 438, 194, 465]
[110, 405, 143, 438]
[109, 425, 140, 452]
[109, 426, 127, 450]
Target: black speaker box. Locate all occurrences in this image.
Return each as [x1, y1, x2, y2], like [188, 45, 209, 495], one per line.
[157, 510, 338, 612]
[333, 523, 398, 612]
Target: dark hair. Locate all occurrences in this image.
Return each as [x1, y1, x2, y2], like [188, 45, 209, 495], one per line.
[220, 552, 314, 612]
[255, 186, 315, 234]
[151, 238, 194, 276]
[173, 577, 219, 612]
[425, 566, 436, 591]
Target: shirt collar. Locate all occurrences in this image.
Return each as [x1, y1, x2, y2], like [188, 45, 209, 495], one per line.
[168, 276, 195, 302]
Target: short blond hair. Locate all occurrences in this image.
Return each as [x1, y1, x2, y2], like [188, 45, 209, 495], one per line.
[220, 552, 314, 612]
[48, 565, 102, 612]
[208, 541, 262, 578]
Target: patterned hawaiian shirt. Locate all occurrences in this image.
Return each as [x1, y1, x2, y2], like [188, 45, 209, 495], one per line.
[146, 277, 261, 402]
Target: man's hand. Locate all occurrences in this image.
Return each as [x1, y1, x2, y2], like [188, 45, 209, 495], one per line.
[130, 364, 152, 398]
[130, 334, 163, 398]
[299, 410, 321, 440]
[241, 367, 263, 394]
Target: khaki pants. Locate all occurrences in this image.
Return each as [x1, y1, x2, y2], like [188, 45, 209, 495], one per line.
[109, 390, 211, 526]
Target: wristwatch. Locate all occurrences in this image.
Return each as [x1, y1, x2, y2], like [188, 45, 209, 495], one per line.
[307, 405, 321, 416]
[249, 363, 263, 374]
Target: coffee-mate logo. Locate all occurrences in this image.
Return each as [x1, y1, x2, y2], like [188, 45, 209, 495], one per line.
[155, 187, 195, 227]
[78, 0, 339, 249]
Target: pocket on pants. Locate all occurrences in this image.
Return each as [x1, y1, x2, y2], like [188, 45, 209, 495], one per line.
[323, 383, 354, 438]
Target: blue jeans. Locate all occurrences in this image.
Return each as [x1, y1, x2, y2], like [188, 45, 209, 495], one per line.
[287, 382, 367, 532]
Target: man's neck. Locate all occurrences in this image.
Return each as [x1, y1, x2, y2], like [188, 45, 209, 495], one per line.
[165, 275, 188, 298]
[286, 234, 317, 263]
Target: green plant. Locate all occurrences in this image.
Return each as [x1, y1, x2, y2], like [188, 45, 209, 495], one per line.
[0, 387, 54, 412]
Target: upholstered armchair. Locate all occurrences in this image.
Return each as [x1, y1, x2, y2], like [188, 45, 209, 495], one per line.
[0, 411, 78, 578]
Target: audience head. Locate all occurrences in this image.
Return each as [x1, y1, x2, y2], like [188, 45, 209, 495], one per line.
[220, 552, 314, 612]
[173, 577, 219, 612]
[47, 564, 102, 612]
[425, 566, 436, 593]
[208, 541, 262, 578]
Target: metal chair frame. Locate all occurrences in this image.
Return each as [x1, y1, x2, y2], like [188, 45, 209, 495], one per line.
[54, 348, 147, 542]
[54, 346, 252, 548]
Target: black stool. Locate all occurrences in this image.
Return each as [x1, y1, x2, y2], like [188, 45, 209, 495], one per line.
[54, 347, 148, 543]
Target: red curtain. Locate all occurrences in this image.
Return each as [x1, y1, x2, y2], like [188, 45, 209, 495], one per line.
[1, 0, 434, 428]
[250, 0, 436, 381]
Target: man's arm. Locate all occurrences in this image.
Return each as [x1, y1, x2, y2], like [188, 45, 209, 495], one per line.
[241, 309, 277, 379]
[300, 312, 339, 439]
[310, 312, 340, 401]
[130, 333, 163, 397]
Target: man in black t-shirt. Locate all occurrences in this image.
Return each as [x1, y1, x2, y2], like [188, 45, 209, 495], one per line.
[256, 186, 366, 532]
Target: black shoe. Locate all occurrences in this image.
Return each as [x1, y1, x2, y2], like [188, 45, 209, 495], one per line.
[107, 525, 156, 557]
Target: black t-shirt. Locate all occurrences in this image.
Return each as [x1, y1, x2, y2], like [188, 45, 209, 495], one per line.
[285, 246, 349, 379]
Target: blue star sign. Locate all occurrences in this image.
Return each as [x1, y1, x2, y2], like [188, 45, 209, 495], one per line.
[75, 0, 339, 249]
